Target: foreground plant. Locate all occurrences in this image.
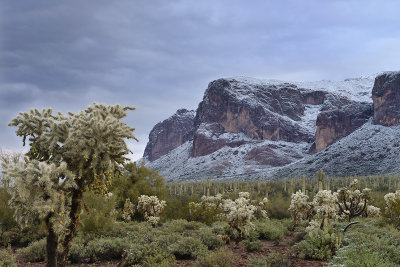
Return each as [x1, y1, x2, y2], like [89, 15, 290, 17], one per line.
[384, 190, 400, 227]
[336, 179, 372, 221]
[288, 191, 310, 229]
[220, 192, 256, 241]
[2, 103, 137, 267]
[137, 195, 166, 227]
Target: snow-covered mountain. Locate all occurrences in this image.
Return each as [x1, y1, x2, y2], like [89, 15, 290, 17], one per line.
[143, 72, 400, 181]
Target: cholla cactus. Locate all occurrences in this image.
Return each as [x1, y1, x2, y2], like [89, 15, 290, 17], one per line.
[313, 190, 338, 229]
[384, 190, 400, 225]
[122, 198, 135, 222]
[336, 179, 371, 221]
[288, 191, 309, 227]
[364, 205, 380, 218]
[220, 192, 256, 240]
[5, 103, 137, 267]
[305, 220, 320, 232]
[137, 195, 166, 227]
[255, 197, 269, 219]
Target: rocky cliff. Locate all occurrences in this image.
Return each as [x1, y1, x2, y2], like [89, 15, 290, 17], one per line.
[143, 109, 195, 161]
[373, 71, 400, 126]
[142, 73, 400, 181]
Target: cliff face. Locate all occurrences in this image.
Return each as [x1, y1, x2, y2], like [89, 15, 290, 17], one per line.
[313, 102, 373, 152]
[192, 78, 316, 157]
[372, 71, 400, 126]
[143, 109, 195, 161]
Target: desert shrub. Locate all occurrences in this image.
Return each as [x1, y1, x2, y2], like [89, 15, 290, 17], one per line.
[0, 188, 17, 232]
[254, 220, 287, 245]
[267, 193, 290, 219]
[328, 218, 400, 266]
[163, 195, 193, 221]
[68, 239, 88, 263]
[198, 227, 224, 249]
[1, 223, 46, 248]
[163, 219, 204, 233]
[126, 241, 174, 266]
[249, 252, 290, 267]
[194, 247, 237, 267]
[0, 249, 17, 267]
[18, 238, 46, 262]
[188, 194, 223, 224]
[112, 162, 166, 213]
[329, 248, 393, 267]
[86, 237, 129, 261]
[167, 236, 207, 259]
[210, 221, 230, 235]
[79, 191, 118, 234]
[243, 238, 263, 252]
[292, 228, 342, 260]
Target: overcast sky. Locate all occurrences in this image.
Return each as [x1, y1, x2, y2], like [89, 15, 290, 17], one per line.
[1, 0, 399, 160]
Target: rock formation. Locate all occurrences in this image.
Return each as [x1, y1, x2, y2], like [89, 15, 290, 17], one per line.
[142, 74, 400, 180]
[143, 109, 195, 161]
[192, 78, 315, 157]
[313, 102, 372, 152]
[372, 71, 400, 126]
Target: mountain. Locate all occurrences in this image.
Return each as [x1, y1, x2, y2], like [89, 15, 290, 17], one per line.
[143, 72, 400, 181]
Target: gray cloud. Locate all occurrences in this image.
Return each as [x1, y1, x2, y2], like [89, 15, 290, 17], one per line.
[1, 0, 400, 160]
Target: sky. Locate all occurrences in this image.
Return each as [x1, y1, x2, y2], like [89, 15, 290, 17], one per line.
[0, 0, 400, 161]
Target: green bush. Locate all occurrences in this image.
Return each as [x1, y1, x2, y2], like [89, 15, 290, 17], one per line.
[69, 239, 88, 263]
[329, 218, 400, 266]
[249, 252, 290, 267]
[254, 220, 287, 245]
[267, 194, 290, 219]
[112, 162, 166, 215]
[168, 236, 207, 259]
[243, 239, 263, 252]
[79, 191, 117, 234]
[194, 247, 237, 267]
[86, 237, 129, 261]
[163, 219, 204, 233]
[0, 249, 17, 267]
[0, 188, 17, 232]
[198, 227, 224, 249]
[126, 241, 174, 266]
[18, 238, 46, 262]
[292, 228, 342, 260]
[1, 224, 46, 247]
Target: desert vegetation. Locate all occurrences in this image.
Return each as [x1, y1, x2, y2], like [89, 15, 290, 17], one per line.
[2, 105, 400, 267]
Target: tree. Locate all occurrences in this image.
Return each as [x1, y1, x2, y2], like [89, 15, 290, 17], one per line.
[2, 103, 137, 267]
